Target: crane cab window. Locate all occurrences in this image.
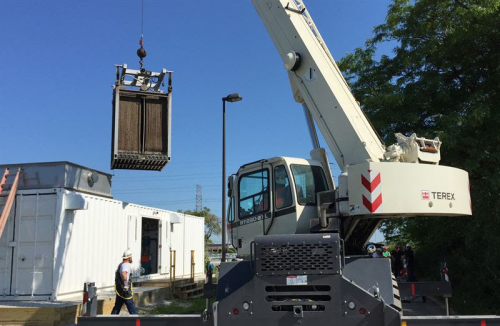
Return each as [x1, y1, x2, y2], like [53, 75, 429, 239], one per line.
[238, 169, 269, 218]
[291, 165, 328, 205]
[274, 165, 292, 209]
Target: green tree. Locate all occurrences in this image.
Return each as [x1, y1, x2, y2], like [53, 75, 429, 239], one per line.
[339, 0, 500, 314]
[178, 207, 222, 244]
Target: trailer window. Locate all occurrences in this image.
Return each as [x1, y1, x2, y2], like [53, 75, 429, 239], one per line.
[291, 165, 328, 205]
[238, 169, 269, 218]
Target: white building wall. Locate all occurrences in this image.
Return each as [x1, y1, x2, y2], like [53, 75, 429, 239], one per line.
[54, 192, 129, 298]
[167, 213, 204, 279]
[181, 214, 205, 277]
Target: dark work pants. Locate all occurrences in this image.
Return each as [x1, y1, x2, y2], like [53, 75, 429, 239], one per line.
[111, 295, 137, 315]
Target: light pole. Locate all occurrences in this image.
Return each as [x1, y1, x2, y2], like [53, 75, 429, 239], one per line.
[222, 93, 242, 263]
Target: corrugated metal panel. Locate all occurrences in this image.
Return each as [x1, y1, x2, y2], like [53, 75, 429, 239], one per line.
[168, 213, 205, 278]
[0, 191, 57, 298]
[183, 215, 205, 277]
[54, 193, 127, 297]
[169, 213, 184, 277]
[54, 196, 205, 298]
[0, 195, 15, 295]
[1, 187, 205, 300]
[13, 194, 57, 296]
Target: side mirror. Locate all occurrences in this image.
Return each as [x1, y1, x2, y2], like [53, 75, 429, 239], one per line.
[227, 175, 234, 197]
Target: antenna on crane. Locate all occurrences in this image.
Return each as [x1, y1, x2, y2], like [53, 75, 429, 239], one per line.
[137, 0, 147, 72]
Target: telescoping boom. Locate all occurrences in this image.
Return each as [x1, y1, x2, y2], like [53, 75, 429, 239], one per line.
[253, 0, 387, 170]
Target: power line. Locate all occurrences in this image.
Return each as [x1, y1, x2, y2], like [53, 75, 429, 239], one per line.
[113, 172, 220, 179]
[113, 185, 218, 194]
[112, 173, 221, 181]
[133, 198, 219, 206]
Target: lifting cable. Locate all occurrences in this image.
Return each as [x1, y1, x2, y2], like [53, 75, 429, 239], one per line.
[137, 0, 147, 71]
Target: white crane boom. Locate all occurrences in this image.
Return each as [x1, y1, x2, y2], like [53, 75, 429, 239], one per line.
[252, 0, 386, 170]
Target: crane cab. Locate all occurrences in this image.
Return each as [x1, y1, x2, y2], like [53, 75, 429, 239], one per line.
[227, 157, 330, 257]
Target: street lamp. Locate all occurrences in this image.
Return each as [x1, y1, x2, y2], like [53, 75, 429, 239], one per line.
[222, 93, 242, 263]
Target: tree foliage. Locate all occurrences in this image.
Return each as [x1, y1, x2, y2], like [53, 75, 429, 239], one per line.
[179, 207, 222, 245]
[338, 0, 500, 314]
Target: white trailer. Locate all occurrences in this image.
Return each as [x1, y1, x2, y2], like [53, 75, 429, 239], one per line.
[0, 162, 205, 301]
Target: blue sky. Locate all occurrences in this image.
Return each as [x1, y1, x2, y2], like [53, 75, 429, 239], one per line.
[1, 0, 391, 243]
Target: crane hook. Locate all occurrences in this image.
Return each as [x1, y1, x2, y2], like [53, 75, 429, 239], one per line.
[137, 39, 147, 72]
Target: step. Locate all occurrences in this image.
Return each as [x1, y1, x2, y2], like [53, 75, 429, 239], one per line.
[175, 282, 198, 291]
[189, 293, 205, 299]
[177, 287, 203, 300]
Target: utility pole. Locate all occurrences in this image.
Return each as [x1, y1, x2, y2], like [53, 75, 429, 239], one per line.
[196, 184, 202, 212]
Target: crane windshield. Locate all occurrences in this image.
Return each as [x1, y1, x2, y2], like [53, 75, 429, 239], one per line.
[238, 169, 269, 218]
[290, 165, 328, 205]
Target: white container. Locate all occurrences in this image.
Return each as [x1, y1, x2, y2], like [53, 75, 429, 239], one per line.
[0, 162, 205, 301]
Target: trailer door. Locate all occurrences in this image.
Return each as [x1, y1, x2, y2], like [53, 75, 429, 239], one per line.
[158, 221, 164, 274]
[9, 193, 56, 296]
[0, 195, 16, 295]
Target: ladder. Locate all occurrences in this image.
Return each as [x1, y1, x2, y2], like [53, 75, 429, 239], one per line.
[0, 168, 21, 239]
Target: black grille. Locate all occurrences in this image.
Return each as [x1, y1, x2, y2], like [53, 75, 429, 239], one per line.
[112, 153, 169, 171]
[266, 285, 331, 313]
[254, 234, 340, 276]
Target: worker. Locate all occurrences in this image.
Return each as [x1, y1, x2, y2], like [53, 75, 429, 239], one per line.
[403, 243, 415, 281]
[274, 166, 292, 209]
[256, 166, 293, 212]
[382, 246, 390, 258]
[391, 244, 403, 279]
[111, 249, 137, 315]
[402, 243, 426, 303]
[367, 244, 377, 257]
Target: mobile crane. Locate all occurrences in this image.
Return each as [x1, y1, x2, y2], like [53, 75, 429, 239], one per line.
[79, 1, 500, 325]
[215, 0, 470, 324]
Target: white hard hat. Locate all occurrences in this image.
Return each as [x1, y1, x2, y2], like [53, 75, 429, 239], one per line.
[406, 243, 411, 247]
[123, 249, 133, 259]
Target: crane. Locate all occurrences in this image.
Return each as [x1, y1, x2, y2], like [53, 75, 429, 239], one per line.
[227, 0, 470, 257]
[217, 0, 470, 324]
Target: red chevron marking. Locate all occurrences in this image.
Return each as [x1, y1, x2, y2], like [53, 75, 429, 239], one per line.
[362, 194, 383, 213]
[361, 173, 381, 193]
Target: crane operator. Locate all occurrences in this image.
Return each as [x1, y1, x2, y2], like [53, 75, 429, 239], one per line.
[274, 166, 292, 209]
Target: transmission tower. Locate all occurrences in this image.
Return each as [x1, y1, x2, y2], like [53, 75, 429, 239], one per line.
[196, 184, 202, 212]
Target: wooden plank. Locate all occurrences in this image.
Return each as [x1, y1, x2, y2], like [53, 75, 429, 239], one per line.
[117, 94, 141, 152]
[0, 304, 83, 325]
[59, 310, 79, 325]
[100, 296, 116, 315]
[145, 97, 168, 153]
[0, 307, 56, 322]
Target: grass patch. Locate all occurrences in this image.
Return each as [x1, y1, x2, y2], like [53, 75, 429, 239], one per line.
[148, 297, 206, 314]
